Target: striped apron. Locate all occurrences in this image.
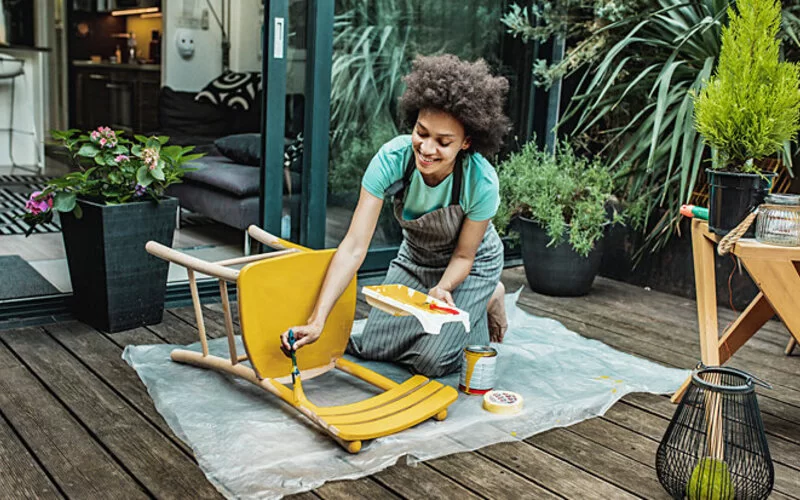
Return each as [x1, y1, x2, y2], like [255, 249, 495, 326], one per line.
[347, 151, 504, 377]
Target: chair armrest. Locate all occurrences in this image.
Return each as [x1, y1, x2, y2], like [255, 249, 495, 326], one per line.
[247, 225, 310, 252]
[145, 241, 240, 282]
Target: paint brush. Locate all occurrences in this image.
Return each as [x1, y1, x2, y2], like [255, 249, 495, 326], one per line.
[288, 329, 300, 385]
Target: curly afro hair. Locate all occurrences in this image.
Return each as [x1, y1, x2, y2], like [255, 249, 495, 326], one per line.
[398, 54, 511, 157]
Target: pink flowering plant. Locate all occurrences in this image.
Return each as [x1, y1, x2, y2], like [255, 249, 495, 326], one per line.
[22, 127, 202, 234]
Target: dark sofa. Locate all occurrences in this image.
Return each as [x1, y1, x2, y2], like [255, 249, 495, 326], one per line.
[157, 86, 303, 242]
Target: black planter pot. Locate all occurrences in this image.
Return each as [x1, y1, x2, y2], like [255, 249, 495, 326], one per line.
[519, 216, 604, 296]
[707, 169, 775, 236]
[60, 197, 178, 332]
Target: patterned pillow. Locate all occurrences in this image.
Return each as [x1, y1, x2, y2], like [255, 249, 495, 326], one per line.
[195, 71, 262, 111]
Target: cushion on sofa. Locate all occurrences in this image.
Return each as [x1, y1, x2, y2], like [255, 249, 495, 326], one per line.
[195, 71, 261, 111]
[159, 86, 229, 138]
[215, 134, 260, 166]
[183, 156, 262, 197]
[214, 133, 305, 172]
[182, 155, 301, 197]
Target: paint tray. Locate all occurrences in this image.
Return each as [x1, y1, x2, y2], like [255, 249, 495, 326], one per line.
[362, 284, 470, 334]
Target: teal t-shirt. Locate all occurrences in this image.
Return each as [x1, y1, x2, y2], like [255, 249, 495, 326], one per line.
[361, 135, 500, 221]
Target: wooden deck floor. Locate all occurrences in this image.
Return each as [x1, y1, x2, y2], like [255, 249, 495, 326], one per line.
[1, 268, 798, 499]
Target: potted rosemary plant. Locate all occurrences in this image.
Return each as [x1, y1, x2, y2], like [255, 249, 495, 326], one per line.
[495, 139, 624, 296]
[693, 0, 800, 235]
[23, 127, 202, 332]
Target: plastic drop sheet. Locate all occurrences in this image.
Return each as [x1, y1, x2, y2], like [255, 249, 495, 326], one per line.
[122, 290, 689, 499]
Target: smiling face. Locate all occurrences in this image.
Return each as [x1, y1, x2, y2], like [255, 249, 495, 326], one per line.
[411, 108, 471, 185]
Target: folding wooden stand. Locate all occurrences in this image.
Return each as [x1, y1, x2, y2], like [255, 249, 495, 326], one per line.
[146, 226, 457, 453]
[671, 219, 800, 403]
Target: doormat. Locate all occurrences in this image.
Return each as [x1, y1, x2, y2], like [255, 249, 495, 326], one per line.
[0, 177, 60, 235]
[124, 290, 689, 499]
[0, 255, 60, 299]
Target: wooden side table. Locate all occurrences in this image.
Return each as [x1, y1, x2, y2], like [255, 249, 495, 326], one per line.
[671, 219, 800, 403]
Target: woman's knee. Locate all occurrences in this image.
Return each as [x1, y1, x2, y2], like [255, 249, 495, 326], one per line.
[408, 348, 461, 378]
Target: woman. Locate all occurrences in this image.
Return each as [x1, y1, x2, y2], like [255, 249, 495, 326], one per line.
[281, 54, 511, 377]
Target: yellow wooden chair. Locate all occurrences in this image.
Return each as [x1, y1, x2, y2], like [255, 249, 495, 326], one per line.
[145, 225, 458, 453]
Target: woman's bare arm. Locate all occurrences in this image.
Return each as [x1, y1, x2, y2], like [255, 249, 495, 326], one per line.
[429, 218, 489, 305]
[281, 188, 383, 350]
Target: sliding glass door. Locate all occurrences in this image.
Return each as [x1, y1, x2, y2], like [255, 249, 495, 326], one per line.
[263, 0, 520, 271]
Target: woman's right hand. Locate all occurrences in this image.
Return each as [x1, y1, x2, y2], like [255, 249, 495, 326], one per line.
[280, 323, 324, 352]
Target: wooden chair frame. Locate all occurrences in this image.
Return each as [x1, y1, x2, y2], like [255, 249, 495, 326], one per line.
[146, 226, 457, 453]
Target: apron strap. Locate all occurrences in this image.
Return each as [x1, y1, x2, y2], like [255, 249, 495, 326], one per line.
[449, 153, 463, 207]
[383, 148, 464, 205]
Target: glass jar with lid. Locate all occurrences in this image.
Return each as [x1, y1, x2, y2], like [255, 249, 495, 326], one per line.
[755, 194, 800, 246]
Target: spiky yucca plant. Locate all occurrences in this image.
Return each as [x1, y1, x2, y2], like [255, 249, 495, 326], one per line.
[694, 0, 800, 172]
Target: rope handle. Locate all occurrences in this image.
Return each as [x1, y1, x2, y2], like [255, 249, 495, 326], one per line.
[717, 210, 758, 256]
[716, 202, 789, 255]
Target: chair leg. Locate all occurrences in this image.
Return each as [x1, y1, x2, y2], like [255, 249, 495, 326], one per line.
[244, 231, 251, 256]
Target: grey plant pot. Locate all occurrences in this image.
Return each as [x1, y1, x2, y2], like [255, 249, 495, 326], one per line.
[707, 169, 775, 236]
[518, 216, 604, 297]
[60, 197, 178, 332]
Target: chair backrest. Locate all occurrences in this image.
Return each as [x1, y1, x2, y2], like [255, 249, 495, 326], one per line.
[237, 248, 356, 379]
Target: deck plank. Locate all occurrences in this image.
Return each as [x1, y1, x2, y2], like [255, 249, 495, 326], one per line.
[0, 324, 223, 499]
[479, 440, 638, 499]
[528, 428, 669, 499]
[45, 321, 193, 456]
[371, 461, 483, 499]
[0, 411, 63, 499]
[153, 309, 216, 345]
[513, 289, 800, 420]
[427, 451, 560, 499]
[106, 327, 168, 348]
[507, 273, 800, 395]
[315, 477, 401, 499]
[0, 331, 147, 499]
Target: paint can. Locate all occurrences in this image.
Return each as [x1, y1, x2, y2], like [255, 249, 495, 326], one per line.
[459, 345, 497, 395]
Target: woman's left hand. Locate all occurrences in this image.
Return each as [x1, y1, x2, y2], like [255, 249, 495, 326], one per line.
[428, 286, 455, 307]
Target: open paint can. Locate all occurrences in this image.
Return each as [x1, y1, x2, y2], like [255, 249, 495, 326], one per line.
[459, 345, 497, 395]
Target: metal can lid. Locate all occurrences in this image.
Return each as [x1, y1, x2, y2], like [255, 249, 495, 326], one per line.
[465, 345, 497, 356]
[765, 193, 800, 206]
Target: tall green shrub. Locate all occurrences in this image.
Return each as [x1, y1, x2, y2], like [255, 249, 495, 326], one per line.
[694, 0, 800, 171]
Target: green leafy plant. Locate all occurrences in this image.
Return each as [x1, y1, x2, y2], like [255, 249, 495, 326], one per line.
[506, 0, 800, 255]
[495, 138, 629, 257]
[501, 0, 644, 87]
[22, 127, 202, 234]
[694, 0, 800, 171]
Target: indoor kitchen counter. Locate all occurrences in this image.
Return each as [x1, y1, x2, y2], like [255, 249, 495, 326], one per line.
[72, 60, 160, 72]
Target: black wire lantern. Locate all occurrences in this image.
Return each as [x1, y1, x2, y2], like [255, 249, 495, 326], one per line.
[656, 366, 774, 500]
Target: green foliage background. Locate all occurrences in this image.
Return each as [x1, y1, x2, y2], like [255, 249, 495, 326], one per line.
[503, 0, 800, 256]
[329, 0, 505, 195]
